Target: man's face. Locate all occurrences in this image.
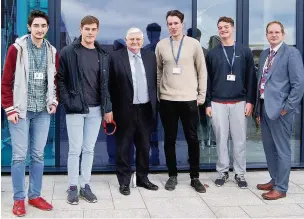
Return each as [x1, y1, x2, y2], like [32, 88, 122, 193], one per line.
[167, 16, 184, 38]
[125, 33, 143, 51]
[266, 23, 284, 46]
[27, 17, 49, 39]
[217, 21, 234, 40]
[80, 23, 99, 44]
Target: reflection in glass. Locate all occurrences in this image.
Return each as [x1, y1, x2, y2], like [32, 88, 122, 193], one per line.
[1, 0, 55, 167]
[196, 0, 236, 164]
[249, 0, 300, 164]
[197, 0, 236, 49]
[60, 0, 192, 167]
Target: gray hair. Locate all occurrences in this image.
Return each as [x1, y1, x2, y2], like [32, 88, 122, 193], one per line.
[126, 27, 144, 39]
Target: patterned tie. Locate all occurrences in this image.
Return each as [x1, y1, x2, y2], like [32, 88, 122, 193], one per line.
[134, 54, 146, 102]
[259, 49, 276, 96]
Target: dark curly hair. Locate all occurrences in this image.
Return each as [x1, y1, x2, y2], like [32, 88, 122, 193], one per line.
[28, 10, 49, 26]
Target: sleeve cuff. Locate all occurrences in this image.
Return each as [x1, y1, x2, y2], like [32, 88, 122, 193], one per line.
[4, 106, 17, 116]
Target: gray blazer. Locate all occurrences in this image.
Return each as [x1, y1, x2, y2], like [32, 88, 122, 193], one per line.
[255, 42, 304, 120]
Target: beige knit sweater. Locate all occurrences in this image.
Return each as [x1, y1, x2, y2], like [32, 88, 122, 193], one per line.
[155, 35, 207, 103]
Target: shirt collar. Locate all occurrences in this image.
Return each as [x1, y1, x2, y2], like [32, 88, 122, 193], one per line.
[28, 36, 45, 49]
[270, 41, 283, 53]
[127, 48, 141, 59]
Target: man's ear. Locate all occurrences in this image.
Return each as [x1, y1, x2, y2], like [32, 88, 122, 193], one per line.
[27, 24, 31, 33]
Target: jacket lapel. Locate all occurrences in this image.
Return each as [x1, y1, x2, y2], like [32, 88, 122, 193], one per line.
[266, 42, 285, 81]
[120, 48, 133, 86]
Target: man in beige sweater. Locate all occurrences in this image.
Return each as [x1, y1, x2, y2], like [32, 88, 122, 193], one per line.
[155, 9, 207, 193]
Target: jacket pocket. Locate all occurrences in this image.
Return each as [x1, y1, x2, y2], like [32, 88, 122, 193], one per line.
[64, 93, 83, 113]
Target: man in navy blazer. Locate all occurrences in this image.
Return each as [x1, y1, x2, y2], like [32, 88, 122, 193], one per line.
[109, 28, 159, 195]
[255, 21, 304, 200]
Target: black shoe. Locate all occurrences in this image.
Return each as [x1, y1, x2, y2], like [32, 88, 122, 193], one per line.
[215, 172, 229, 187]
[137, 179, 159, 191]
[234, 174, 248, 189]
[165, 176, 178, 191]
[119, 185, 130, 195]
[191, 178, 206, 193]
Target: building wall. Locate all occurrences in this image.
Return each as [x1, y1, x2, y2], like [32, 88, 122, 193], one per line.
[1, 0, 304, 172]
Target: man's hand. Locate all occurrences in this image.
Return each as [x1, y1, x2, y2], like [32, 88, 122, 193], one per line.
[104, 112, 113, 123]
[197, 99, 204, 106]
[8, 113, 19, 124]
[281, 109, 287, 116]
[245, 103, 254, 117]
[47, 105, 57, 114]
[206, 107, 212, 117]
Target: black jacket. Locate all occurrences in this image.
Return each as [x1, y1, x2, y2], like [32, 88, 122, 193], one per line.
[58, 37, 112, 115]
[109, 47, 157, 129]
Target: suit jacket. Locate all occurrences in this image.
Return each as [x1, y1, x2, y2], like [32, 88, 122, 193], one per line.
[109, 47, 157, 128]
[255, 42, 304, 120]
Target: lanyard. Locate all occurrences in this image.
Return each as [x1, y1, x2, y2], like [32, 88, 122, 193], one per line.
[222, 43, 235, 73]
[170, 35, 185, 66]
[28, 38, 46, 71]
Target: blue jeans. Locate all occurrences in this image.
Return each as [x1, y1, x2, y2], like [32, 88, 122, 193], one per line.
[66, 106, 102, 188]
[9, 111, 50, 200]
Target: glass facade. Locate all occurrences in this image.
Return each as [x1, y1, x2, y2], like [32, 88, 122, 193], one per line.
[1, 0, 304, 171]
[1, 0, 55, 167]
[249, 0, 300, 163]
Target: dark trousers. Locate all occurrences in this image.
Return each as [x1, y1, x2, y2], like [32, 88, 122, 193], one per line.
[260, 100, 294, 193]
[115, 102, 152, 186]
[160, 100, 200, 179]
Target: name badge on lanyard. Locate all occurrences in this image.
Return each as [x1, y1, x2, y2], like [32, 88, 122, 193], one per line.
[222, 43, 236, 82]
[227, 74, 236, 81]
[34, 72, 44, 80]
[171, 35, 184, 75]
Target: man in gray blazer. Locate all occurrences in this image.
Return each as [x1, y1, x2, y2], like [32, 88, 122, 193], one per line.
[255, 21, 304, 200]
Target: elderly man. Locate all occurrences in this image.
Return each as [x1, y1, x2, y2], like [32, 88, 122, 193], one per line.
[109, 28, 159, 195]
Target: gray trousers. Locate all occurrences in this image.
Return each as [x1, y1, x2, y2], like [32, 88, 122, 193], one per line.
[261, 104, 294, 193]
[211, 101, 247, 174]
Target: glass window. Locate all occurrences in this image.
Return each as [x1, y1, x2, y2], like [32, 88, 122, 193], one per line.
[61, 0, 192, 48]
[248, 0, 299, 164]
[197, 0, 236, 49]
[1, 0, 55, 167]
[60, 0, 192, 167]
[196, 0, 236, 164]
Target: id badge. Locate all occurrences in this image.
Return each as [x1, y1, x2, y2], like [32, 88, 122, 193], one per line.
[173, 66, 182, 74]
[227, 74, 236, 81]
[34, 72, 44, 80]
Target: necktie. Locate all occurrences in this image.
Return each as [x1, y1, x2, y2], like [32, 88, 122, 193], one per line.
[259, 49, 276, 96]
[134, 55, 146, 102]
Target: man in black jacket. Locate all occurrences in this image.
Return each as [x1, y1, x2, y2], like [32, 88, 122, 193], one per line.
[109, 27, 159, 195]
[58, 15, 112, 205]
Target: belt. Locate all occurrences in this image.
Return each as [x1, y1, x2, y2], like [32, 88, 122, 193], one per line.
[132, 102, 150, 108]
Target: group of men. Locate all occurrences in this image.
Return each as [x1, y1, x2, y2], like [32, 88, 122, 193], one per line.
[2, 9, 304, 217]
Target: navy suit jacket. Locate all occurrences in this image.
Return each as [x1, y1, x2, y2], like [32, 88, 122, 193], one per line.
[109, 47, 157, 128]
[255, 42, 304, 120]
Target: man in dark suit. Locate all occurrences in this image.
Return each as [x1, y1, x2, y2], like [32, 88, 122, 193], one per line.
[255, 21, 304, 200]
[109, 27, 159, 195]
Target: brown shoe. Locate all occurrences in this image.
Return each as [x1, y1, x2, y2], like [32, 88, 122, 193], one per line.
[257, 182, 274, 191]
[262, 190, 286, 200]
